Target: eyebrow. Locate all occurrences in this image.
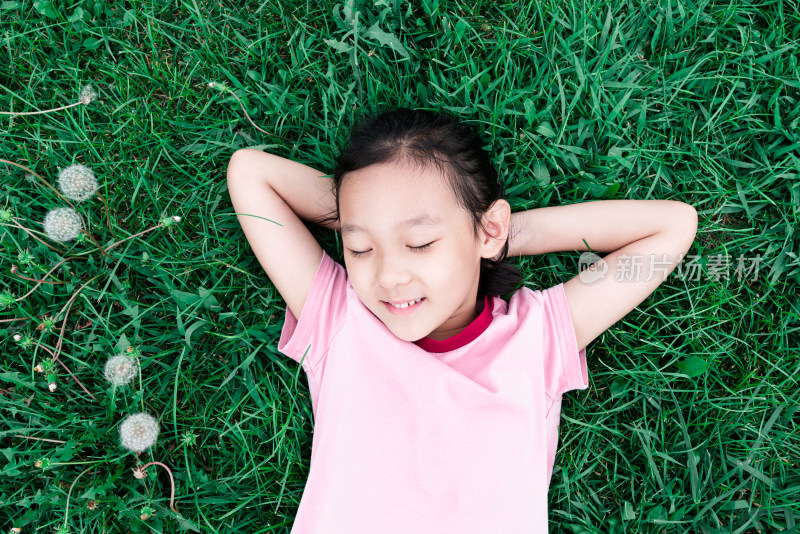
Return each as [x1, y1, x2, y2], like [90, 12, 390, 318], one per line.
[340, 214, 442, 235]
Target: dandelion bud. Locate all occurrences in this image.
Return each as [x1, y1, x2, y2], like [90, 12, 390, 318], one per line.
[181, 431, 198, 446]
[79, 85, 97, 105]
[33, 363, 43, 373]
[57, 164, 98, 201]
[120, 413, 160, 453]
[48, 383, 57, 392]
[161, 215, 182, 227]
[11, 528, 21, 533]
[0, 290, 16, 309]
[17, 248, 35, 266]
[139, 504, 155, 520]
[43, 208, 83, 242]
[17, 335, 33, 349]
[104, 355, 137, 386]
[207, 81, 228, 92]
[0, 208, 12, 222]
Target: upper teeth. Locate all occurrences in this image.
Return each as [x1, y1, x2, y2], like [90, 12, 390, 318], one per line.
[392, 298, 422, 308]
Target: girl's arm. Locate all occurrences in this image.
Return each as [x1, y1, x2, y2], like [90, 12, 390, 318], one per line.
[508, 200, 698, 351]
[226, 149, 337, 320]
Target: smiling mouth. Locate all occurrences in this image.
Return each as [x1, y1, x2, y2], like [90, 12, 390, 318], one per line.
[383, 297, 425, 315]
[385, 298, 424, 308]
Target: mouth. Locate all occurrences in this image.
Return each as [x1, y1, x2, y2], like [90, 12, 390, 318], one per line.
[383, 297, 425, 315]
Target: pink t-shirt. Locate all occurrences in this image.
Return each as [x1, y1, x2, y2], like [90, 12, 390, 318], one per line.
[278, 251, 589, 533]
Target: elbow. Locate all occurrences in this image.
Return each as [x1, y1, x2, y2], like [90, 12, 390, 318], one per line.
[661, 201, 698, 253]
[668, 200, 698, 228]
[228, 148, 252, 167]
[226, 150, 243, 179]
[684, 202, 698, 234]
[226, 149, 255, 183]
[676, 201, 699, 249]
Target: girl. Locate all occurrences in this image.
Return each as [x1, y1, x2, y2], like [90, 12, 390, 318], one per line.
[226, 108, 698, 532]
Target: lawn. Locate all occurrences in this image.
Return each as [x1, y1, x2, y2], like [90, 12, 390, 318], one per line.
[1, 0, 798, 532]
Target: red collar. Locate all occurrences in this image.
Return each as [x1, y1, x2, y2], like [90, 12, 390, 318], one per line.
[413, 295, 494, 353]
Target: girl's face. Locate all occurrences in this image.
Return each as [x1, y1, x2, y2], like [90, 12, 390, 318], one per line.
[339, 160, 503, 342]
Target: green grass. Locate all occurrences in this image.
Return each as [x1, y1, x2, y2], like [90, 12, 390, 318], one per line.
[1, 0, 798, 532]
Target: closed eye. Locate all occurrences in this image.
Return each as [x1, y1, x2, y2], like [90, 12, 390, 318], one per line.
[409, 242, 434, 252]
[347, 242, 434, 257]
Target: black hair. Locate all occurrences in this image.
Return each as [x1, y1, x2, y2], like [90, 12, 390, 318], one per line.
[317, 107, 522, 299]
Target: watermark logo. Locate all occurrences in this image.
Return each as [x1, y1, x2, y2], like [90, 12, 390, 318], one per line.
[576, 253, 761, 283]
[578, 252, 607, 284]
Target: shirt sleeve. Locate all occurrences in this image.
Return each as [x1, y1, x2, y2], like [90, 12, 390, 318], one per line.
[540, 283, 589, 400]
[277, 250, 348, 373]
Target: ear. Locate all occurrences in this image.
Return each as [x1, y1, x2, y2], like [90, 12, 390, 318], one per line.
[478, 199, 511, 260]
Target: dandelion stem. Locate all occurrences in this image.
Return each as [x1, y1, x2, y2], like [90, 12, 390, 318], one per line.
[52, 273, 102, 354]
[102, 223, 167, 252]
[137, 355, 144, 412]
[10, 263, 68, 286]
[0, 159, 78, 208]
[96, 194, 117, 239]
[0, 158, 44, 179]
[2, 216, 66, 253]
[1, 257, 87, 310]
[64, 466, 95, 529]
[0, 101, 83, 116]
[137, 461, 178, 513]
[53, 356, 98, 402]
[13, 434, 67, 444]
[19, 273, 105, 403]
[0, 312, 52, 325]
[81, 229, 113, 260]
[2, 219, 174, 329]
[32, 343, 99, 402]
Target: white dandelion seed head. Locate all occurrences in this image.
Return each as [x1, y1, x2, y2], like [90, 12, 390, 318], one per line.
[43, 208, 83, 242]
[104, 355, 138, 386]
[172, 215, 181, 223]
[48, 383, 57, 392]
[79, 85, 98, 105]
[13, 334, 21, 341]
[58, 164, 98, 201]
[120, 413, 160, 453]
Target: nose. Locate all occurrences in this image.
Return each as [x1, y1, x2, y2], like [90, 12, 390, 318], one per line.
[375, 248, 412, 289]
